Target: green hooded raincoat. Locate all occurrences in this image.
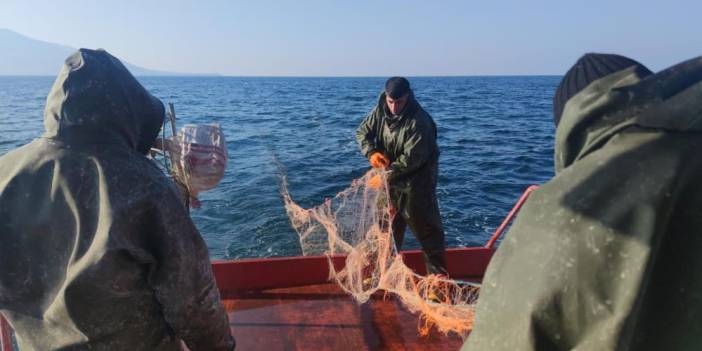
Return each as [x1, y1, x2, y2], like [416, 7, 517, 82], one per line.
[463, 57, 702, 350]
[0, 49, 234, 351]
[356, 92, 447, 274]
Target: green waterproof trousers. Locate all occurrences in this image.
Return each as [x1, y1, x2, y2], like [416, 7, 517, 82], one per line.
[390, 165, 447, 275]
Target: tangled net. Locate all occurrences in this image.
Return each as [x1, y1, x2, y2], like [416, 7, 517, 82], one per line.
[281, 168, 480, 337]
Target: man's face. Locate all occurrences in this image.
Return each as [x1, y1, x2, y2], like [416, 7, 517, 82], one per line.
[386, 94, 409, 115]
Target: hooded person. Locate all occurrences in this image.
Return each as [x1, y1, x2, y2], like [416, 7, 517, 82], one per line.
[0, 49, 235, 350]
[462, 53, 702, 350]
[356, 77, 447, 275]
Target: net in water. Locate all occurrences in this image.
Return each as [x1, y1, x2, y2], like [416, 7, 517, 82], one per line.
[282, 168, 481, 337]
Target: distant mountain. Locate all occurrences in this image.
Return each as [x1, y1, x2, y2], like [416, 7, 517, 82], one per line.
[0, 29, 201, 76]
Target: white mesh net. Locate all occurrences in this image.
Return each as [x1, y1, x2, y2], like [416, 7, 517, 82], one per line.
[282, 168, 481, 337]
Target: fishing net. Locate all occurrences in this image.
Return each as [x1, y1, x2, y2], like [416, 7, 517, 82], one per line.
[282, 168, 481, 337]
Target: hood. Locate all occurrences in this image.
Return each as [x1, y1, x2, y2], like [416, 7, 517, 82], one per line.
[43, 48, 165, 154]
[555, 55, 702, 172]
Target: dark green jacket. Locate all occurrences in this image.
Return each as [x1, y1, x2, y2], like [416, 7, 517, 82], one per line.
[356, 92, 439, 193]
[0, 49, 233, 351]
[463, 57, 702, 351]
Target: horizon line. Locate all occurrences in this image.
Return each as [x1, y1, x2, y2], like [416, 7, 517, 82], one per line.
[0, 74, 563, 78]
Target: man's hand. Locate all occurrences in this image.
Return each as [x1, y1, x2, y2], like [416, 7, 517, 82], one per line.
[367, 174, 383, 189]
[369, 152, 390, 168]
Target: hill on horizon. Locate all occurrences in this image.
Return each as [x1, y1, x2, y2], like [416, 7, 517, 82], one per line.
[0, 29, 206, 76]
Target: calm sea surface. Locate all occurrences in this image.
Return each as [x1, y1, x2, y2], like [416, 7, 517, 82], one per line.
[0, 76, 558, 259]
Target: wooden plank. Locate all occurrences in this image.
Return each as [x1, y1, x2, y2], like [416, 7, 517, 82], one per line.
[222, 283, 465, 350]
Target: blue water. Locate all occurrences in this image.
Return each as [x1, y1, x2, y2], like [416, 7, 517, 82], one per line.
[0, 76, 558, 259]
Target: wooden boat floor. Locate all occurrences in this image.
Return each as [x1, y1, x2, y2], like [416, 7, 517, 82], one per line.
[221, 283, 466, 351]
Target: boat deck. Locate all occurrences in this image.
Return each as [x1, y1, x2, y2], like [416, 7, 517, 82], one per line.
[209, 246, 495, 351]
[222, 283, 465, 351]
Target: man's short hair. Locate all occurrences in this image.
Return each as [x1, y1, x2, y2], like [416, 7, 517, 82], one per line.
[385, 77, 411, 99]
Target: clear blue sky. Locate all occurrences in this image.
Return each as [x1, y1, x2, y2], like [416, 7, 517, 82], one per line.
[1, 0, 700, 76]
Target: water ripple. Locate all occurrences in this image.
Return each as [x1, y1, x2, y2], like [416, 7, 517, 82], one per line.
[0, 76, 558, 259]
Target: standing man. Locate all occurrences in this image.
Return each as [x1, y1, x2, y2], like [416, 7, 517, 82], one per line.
[0, 49, 234, 350]
[356, 77, 447, 275]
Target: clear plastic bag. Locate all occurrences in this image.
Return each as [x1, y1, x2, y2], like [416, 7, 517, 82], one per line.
[171, 123, 228, 198]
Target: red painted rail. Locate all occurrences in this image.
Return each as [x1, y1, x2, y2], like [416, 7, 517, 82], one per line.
[485, 185, 539, 249]
[212, 246, 495, 292]
[0, 316, 11, 351]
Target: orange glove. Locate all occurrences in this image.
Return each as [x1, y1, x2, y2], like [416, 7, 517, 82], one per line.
[369, 152, 390, 168]
[367, 174, 383, 189]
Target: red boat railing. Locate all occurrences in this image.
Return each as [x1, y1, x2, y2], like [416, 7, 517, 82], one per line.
[1, 316, 11, 351]
[211, 246, 496, 293]
[485, 185, 539, 249]
[0, 186, 538, 351]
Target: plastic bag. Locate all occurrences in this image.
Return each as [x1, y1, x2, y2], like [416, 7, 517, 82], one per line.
[172, 123, 228, 198]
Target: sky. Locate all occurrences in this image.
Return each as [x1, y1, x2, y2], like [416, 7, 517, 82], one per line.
[1, 0, 700, 76]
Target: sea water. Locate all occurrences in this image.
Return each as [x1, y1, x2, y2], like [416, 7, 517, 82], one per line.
[0, 76, 557, 259]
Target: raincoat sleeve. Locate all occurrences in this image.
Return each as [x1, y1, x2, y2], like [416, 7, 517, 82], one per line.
[356, 108, 381, 158]
[387, 118, 434, 182]
[145, 187, 234, 351]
